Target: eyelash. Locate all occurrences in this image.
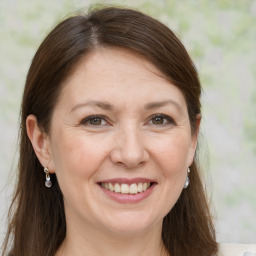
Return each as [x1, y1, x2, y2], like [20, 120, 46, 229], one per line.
[80, 114, 175, 127]
[81, 115, 108, 126]
[148, 114, 175, 126]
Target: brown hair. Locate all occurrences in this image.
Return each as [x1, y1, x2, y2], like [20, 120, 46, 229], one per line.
[2, 6, 218, 256]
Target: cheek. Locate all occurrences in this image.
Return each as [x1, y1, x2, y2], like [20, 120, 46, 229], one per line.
[151, 132, 192, 176]
[51, 131, 108, 180]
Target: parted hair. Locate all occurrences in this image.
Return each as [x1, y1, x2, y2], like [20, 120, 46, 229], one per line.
[2, 6, 218, 256]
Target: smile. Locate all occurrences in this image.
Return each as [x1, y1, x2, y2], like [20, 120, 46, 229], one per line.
[98, 178, 156, 203]
[100, 182, 151, 194]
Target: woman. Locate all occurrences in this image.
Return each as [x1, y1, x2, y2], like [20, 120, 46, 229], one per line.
[2, 6, 254, 256]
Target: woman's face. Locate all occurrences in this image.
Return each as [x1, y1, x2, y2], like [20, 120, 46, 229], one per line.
[46, 47, 198, 235]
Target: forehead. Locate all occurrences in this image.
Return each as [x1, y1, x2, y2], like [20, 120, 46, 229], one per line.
[59, 47, 187, 111]
[65, 47, 166, 85]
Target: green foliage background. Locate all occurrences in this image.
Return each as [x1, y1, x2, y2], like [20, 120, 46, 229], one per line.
[1, 0, 256, 244]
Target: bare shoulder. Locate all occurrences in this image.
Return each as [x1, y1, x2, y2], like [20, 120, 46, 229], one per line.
[218, 243, 256, 256]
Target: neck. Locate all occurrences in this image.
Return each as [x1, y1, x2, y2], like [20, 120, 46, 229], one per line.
[56, 218, 169, 256]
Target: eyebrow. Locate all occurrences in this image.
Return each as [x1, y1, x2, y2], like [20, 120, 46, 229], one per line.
[144, 100, 182, 113]
[70, 99, 182, 113]
[70, 100, 113, 112]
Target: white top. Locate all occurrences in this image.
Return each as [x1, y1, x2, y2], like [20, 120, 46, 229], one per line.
[218, 243, 256, 256]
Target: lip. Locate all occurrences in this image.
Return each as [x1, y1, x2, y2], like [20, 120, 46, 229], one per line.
[97, 178, 157, 204]
[98, 177, 155, 185]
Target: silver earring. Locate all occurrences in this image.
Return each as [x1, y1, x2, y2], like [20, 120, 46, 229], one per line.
[184, 167, 190, 189]
[44, 167, 52, 188]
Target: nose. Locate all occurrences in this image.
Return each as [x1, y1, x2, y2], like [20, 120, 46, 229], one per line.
[110, 126, 149, 168]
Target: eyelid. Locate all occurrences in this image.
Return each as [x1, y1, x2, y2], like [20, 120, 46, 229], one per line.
[79, 113, 175, 127]
[80, 115, 109, 126]
[147, 113, 176, 126]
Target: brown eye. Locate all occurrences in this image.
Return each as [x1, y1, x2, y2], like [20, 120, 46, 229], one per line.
[150, 114, 174, 126]
[81, 115, 107, 126]
[89, 117, 102, 125]
[152, 116, 164, 125]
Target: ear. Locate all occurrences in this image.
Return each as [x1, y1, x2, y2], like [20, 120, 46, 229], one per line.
[26, 115, 55, 173]
[188, 113, 201, 166]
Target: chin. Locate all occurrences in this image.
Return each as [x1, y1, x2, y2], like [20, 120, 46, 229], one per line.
[100, 212, 160, 235]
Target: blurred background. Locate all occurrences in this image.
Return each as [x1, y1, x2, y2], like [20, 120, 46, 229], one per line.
[0, 0, 256, 245]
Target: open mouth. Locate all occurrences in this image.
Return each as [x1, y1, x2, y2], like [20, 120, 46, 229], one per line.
[99, 182, 155, 195]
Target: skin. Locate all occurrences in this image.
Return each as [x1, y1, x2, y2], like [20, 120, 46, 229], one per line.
[27, 47, 200, 256]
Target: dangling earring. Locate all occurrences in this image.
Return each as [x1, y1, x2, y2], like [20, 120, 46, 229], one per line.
[44, 167, 52, 188]
[184, 167, 190, 189]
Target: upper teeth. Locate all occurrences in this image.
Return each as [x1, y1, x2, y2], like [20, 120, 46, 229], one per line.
[101, 182, 151, 194]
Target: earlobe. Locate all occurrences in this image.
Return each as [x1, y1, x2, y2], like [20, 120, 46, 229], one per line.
[26, 115, 54, 172]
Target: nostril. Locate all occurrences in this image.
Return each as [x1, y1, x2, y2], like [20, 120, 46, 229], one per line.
[109, 136, 149, 168]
